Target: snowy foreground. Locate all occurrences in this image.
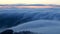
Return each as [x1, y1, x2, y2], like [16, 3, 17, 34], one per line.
[0, 8, 60, 34]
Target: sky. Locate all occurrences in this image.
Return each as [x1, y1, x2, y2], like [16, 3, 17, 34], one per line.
[0, 0, 60, 5]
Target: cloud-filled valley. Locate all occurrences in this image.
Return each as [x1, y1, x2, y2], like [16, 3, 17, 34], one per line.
[0, 8, 60, 34]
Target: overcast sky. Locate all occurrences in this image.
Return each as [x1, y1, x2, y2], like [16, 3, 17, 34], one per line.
[0, 0, 60, 5]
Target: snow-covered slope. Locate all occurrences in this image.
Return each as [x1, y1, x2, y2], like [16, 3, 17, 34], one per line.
[10, 20, 60, 34]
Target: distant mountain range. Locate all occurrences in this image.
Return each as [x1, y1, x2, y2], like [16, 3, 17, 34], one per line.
[0, 4, 60, 6]
[0, 4, 60, 8]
